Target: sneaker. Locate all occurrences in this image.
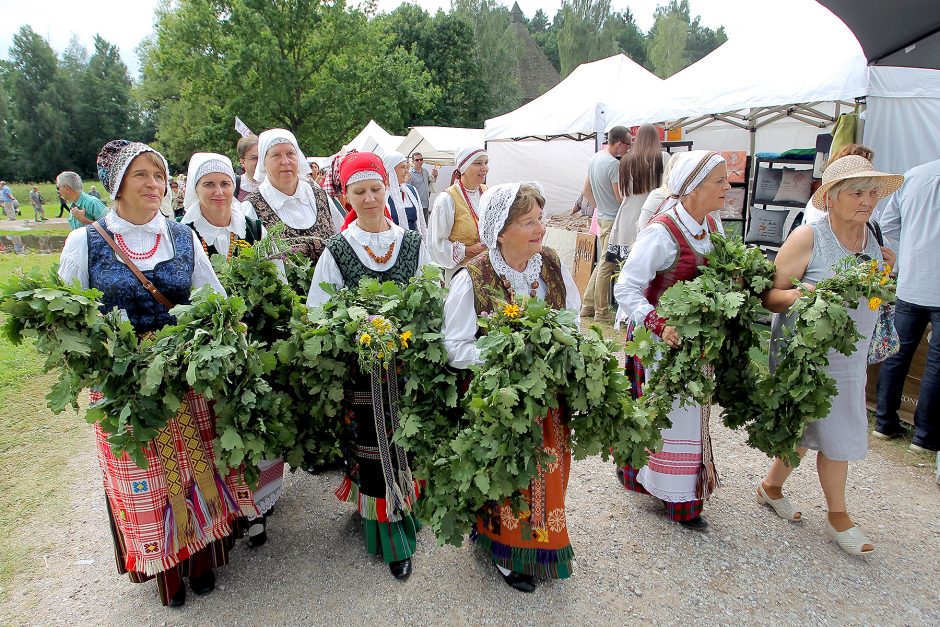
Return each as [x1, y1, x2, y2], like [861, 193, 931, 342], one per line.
[872, 425, 907, 440]
[909, 443, 937, 454]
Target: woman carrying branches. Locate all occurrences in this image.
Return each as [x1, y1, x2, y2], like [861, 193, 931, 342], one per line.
[241, 128, 344, 280]
[58, 140, 242, 606]
[613, 150, 730, 532]
[442, 182, 581, 593]
[758, 156, 900, 555]
[180, 152, 282, 548]
[307, 152, 429, 581]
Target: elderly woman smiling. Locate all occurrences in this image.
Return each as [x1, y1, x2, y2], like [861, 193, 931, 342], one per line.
[614, 150, 729, 533]
[241, 129, 344, 280]
[757, 156, 901, 556]
[442, 183, 580, 593]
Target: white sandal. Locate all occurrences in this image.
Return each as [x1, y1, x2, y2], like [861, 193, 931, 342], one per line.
[826, 521, 876, 555]
[756, 484, 802, 521]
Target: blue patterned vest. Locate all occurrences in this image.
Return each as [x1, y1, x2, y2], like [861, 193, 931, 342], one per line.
[87, 218, 195, 333]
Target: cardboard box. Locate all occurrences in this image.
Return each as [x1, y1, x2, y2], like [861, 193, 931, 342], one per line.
[572, 232, 596, 296]
[865, 324, 931, 424]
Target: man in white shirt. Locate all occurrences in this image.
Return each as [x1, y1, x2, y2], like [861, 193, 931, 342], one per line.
[580, 126, 631, 323]
[874, 157, 940, 454]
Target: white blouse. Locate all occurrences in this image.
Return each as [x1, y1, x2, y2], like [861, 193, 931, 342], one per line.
[243, 179, 344, 233]
[442, 259, 582, 370]
[427, 187, 481, 269]
[305, 218, 431, 309]
[182, 201, 267, 259]
[613, 203, 723, 329]
[58, 211, 225, 295]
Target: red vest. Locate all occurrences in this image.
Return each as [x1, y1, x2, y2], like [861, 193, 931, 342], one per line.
[644, 212, 718, 307]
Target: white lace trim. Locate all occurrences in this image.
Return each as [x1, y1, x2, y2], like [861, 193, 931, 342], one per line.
[346, 218, 399, 248]
[490, 247, 542, 297]
[106, 210, 163, 235]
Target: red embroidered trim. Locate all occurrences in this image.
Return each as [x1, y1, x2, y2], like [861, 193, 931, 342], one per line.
[457, 180, 480, 225]
[644, 309, 668, 336]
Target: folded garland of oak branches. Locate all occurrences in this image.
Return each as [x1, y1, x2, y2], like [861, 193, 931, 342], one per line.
[625, 233, 897, 468]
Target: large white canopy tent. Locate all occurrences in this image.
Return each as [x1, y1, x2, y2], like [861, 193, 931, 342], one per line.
[484, 54, 663, 215]
[339, 120, 404, 157]
[397, 126, 484, 164]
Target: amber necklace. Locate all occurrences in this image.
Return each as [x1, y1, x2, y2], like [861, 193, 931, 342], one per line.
[200, 232, 238, 261]
[500, 275, 539, 300]
[365, 240, 396, 264]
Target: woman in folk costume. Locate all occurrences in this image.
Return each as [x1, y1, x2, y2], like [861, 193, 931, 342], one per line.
[427, 146, 489, 281]
[58, 140, 251, 607]
[383, 151, 428, 238]
[180, 152, 284, 548]
[306, 152, 429, 581]
[442, 183, 581, 593]
[613, 151, 730, 532]
[240, 128, 344, 272]
[234, 134, 260, 202]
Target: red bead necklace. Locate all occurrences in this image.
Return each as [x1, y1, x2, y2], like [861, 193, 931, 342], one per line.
[115, 233, 161, 260]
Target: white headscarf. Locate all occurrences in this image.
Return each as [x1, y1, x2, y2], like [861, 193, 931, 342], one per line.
[181, 153, 246, 256]
[255, 128, 312, 183]
[479, 182, 545, 297]
[453, 146, 488, 177]
[661, 150, 726, 214]
[382, 151, 428, 237]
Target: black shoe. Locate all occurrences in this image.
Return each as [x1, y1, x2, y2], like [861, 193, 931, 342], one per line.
[389, 558, 412, 580]
[616, 466, 625, 486]
[246, 515, 267, 548]
[189, 569, 216, 595]
[677, 516, 709, 532]
[167, 584, 187, 607]
[500, 569, 536, 593]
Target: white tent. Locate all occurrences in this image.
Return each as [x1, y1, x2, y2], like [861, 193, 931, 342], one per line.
[485, 54, 662, 141]
[396, 126, 485, 164]
[340, 120, 405, 157]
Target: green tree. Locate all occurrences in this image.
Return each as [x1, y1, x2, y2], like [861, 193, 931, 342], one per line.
[8, 26, 69, 180]
[528, 8, 549, 34]
[648, 0, 726, 78]
[531, 9, 561, 72]
[556, 0, 620, 77]
[140, 0, 439, 167]
[379, 5, 491, 126]
[611, 8, 647, 67]
[453, 0, 520, 115]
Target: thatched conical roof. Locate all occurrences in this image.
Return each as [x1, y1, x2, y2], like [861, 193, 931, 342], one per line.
[506, 3, 561, 105]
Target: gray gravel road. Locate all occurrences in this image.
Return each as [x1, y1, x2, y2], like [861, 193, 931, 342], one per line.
[3, 418, 939, 626]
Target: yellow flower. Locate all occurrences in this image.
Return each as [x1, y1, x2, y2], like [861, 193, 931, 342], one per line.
[502, 303, 522, 319]
[880, 276, 888, 285]
[400, 330, 413, 348]
[359, 332, 372, 346]
[882, 264, 892, 276]
[371, 316, 385, 329]
[386, 340, 395, 351]
[377, 351, 385, 359]
[868, 297, 882, 310]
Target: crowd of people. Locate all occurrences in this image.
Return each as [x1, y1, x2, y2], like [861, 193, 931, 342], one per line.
[20, 124, 936, 606]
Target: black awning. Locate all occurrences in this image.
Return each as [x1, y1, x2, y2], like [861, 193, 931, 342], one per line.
[818, 0, 940, 68]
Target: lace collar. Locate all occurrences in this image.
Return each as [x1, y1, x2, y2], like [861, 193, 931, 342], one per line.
[106, 209, 164, 235]
[181, 200, 247, 242]
[259, 178, 316, 212]
[346, 217, 400, 249]
[490, 247, 542, 297]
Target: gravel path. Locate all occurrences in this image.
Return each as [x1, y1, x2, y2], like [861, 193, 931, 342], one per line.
[3, 417, 939, 626]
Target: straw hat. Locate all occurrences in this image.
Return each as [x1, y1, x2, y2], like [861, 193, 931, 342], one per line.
[811, 155, 904, 210]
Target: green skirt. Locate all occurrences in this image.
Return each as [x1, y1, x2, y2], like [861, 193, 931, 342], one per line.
[361, 514, 420, 564]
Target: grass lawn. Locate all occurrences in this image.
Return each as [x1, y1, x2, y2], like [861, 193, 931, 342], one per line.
[0, 252, 86, 598]
[5, 181, 111, 222]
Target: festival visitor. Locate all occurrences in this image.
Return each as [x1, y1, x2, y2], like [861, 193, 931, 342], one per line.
[180, 152, 284, 547]
[580, 126, 632, 323]
[875, 156, 940, 454]
[636, 152, 678, 230]
[408, 152, 438, 219]
[235, 134, 260, 201]
[56, 171, 108, 230]
[614, 150, 729, 532]
[442, 182, 581, 593]
[160, 180, 178, 219]
[1, 180, 17, 220]
[306, 152, 428, 581]
[308, 160, 321, 187]
[170, 179, 186, 219]
[58, 140, 244, 606]
[759, 155, 901, 555]
[241, 128, 343, 276]
[28, 185, 47, 222]
[606, 124, 668, 263]
[383, 151, 428, 237]
[803, 144, 875, 225]
[427, 145, 488, 281]
[88, 185, 102, 199]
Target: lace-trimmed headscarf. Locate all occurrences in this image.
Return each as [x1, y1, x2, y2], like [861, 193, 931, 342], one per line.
[182, 153, 236, 212]
[96, 139, 170, 198]
[478, 182, 546, 296]
[255, 128, 312, 183]
[660, 150, 726, 214]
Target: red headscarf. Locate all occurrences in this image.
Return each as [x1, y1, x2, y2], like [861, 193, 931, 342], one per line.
[337, 151, 391, 231]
